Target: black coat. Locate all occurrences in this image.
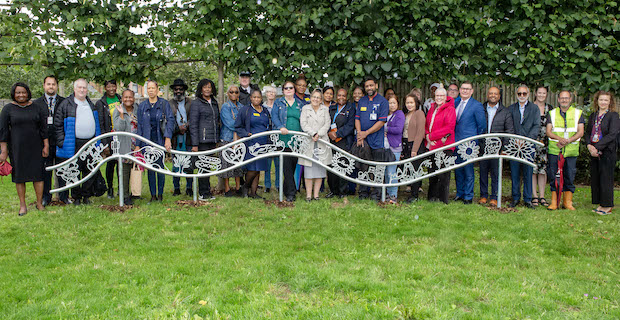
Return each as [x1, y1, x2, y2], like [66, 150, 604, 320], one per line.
[169, 97, 193, 148]
[189, 97, 220, 146]
[585, 111, 620, 154]
[33, 94, 65, 148]
[328, 102, 356, 150]
[238, 83, 260, 107]
[508, 101, 540, 140]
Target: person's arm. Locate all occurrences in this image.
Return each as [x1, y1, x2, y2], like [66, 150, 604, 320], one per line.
[163, 101, 174, 151]
[317, 107, 331, 137]
[593, 113, 620, 152]
[337, 103, 356, 139]
[54, 100, 66, 147]
[113, 109, 128, 132]
[386, 111, 405, 135]
[299, 106, 314, 136]
[234, 107, 249, 138]
[220, 103, 236, 132]
[505, 110, 515, 134]
[527, 106, 541, 140]
[474, 103, 487, 135]
[38, 102, 49, 157]
[271, 99, 284, 129]
[0, 107, 9, 162]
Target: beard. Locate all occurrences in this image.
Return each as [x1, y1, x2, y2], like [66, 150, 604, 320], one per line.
[175, 92, 185, 101]
[518, 97, 528, 103]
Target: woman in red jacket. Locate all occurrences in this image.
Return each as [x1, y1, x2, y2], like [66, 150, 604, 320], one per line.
[425, 84, 456, 204]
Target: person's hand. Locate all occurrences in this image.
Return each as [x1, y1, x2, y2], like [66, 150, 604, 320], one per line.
[312, 134, 319, 142]
[103, 147, 111, 157]
[280, 127, 289, 135]
[42, 145, 49, 157]
[441, 135, 448, 143]
[411, 151, 417, 157]
[164, 138, 172, 152]
[356, 139, 364, 147]
[134, 146, 140, 152]
[191, 146, 198, 152]
[179, 124, 187, 135]
[0, 152, 8, 163]
[357, 131, 368, 140]
[588, 144, 599, 157]
[328, 131, 337, 141]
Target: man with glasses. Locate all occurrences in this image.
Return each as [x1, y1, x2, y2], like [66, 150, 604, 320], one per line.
[545, 90, 584, 210]
[34, 75, 67, 205]
[453, 81, 486, 204]
[508, 85, 540, 208]
[447, 83, 459, 99]
[169, 79, 193, 196]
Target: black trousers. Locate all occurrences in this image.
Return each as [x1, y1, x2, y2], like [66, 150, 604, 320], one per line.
[106, 158, 117, 189]
[282, 148, 298, 198]
[327, 140, 349, 195]
[198, 143, 217, 197]
[358, 147, 389, 200]
[408, 143, 427, 199]
[120, 161, 132, 200]
[590, 151, 616, 207]
[42, 145, 56, 202]
[428, 149, 452, 204]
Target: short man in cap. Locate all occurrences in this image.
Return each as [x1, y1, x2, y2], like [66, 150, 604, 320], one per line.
[95, 79, 121, 199]
[238, 71, 260, 106]
[169, 79, 194, 196]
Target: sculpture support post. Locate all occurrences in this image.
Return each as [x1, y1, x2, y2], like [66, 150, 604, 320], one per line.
[497, 159, 503, 208]
[279, 154, 284, 202]
[118, 157, 124, 206]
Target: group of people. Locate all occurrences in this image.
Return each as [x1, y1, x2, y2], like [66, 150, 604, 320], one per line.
[0, 72, 618, 216]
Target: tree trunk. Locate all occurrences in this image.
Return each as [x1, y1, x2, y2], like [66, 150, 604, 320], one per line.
[217, 41, 225, 104]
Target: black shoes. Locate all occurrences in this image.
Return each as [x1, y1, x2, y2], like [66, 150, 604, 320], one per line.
[285, 196, 295, 202]
[453, 196, 462, 202]
[149, 195, 158, 204]
[224, 190, 236, 197]
[524, 202, 534, 209]
[107, 187, 114, 199]
[74, 197, 90, 205]
[462, 199, 473, 204]
[265, 188, 271, 193]
[173, 189, 181, 196]
[185, 189, 193, 196]
[509, 200, 519, 208]
[158, 195, 163, 202]
[325, 192, 335, 199]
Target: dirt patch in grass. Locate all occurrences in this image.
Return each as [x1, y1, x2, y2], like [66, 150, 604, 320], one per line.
[377, 201, 402, 208]
[267, 283, 292, 301]
[175, 200, 213, 208]
[486, 206, 517, 213]
[263, 199, 295, 208]
[37, 200, 68, 207]
[330, 197, 350, 208]
[99, 205, 134, 213]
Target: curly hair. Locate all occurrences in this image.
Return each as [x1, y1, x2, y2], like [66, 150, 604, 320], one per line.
[591, 91, 616, 113]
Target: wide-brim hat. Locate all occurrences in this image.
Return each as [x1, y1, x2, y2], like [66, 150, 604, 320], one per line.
[170, 78, 188, 90]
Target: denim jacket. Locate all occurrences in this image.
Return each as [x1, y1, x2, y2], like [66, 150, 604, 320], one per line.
[271, 97, 302, 130]
[220, 100, 241, 142]
[136, 97, 175, 147]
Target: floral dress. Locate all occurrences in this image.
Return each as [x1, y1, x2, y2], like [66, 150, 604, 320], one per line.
[533, 104, 551, 174]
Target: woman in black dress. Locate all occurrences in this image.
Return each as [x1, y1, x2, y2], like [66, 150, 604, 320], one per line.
[0, 83, 49, 216]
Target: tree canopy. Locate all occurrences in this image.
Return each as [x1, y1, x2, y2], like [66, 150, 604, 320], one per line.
[1, 0, 618, 94]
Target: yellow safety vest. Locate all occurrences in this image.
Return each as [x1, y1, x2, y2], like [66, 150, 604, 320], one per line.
[548, 106, 582, 157]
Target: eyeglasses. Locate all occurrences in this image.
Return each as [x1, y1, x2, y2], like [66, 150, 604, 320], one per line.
[283, 86, 294, 90]
[517, 92, 528, 96]
[461, 87, 473, 91]
[229, 91, 239, 94]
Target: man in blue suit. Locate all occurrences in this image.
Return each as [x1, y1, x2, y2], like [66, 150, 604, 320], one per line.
[508, 85, 541, 208]
[453, 81, 486, 204]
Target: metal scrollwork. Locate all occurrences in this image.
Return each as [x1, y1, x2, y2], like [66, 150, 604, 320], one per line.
[249, 134, 286, 156]
[221, 143, 246, 164]
[56, 159, 81, 184]
[79, 143, 108, 171]
[111, 136, 120, 155]
[172, 154, 192, 172]
[457, 140, 480, 161]
[504, 138, 536, 163]
[434, 151, 457, 169]
[141, 146, 165, 168]
[395, 159, 433, 182]
[358, 165, 386, 183]
[287, 134, 310, 155]
[331, 151, 356, 175]
[484, 137, 502, 156]
[195, 155, 221, 173]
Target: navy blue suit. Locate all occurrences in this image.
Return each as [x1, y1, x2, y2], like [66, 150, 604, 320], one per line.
[454, 97, 486, 201]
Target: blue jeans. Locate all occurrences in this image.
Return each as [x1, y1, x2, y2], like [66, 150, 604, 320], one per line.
[479, 159, 499, 200]
[510, 160, 533, 202]
[386, 151, 401, 198]
[147, 157, 165, 196]
[548, 154, 577, 193]
[264, 156, 280, 189]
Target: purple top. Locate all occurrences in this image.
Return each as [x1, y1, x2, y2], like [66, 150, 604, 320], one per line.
[385, 110, 405, 152]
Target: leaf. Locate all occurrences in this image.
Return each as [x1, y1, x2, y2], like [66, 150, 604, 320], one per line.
[380, 62, 392, 72]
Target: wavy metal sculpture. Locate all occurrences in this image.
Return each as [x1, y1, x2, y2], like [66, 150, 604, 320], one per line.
[47, 131, 543, 207]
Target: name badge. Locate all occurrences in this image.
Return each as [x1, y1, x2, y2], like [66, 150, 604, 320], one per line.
[330, 123, 337, 130]
[47, 116, 53, 125]
[360, 107, 367, 111]
[369, 113, 377, 121]
[253, 113, 260, 117]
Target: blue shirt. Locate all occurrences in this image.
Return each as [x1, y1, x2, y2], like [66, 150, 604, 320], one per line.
[355, 93, 389, 149]
[294, 93, 310, 106]
[486, 103, 499, 132]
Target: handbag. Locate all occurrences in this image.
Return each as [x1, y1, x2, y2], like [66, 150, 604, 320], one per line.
[92, 170, 108, 197]
[0, 161, 12, 176]
[130, 163, 143, 196]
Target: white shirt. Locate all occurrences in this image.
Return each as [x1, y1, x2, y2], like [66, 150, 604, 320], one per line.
[44, 93, 57, 113]
[519, 101, 527, 124]
[456, 98, 469, 120]
[74, 97, 96, 139]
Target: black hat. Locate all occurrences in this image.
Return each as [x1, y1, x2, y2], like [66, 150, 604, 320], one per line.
[170, 78, 188, 90]
[239, 71, 251, 77]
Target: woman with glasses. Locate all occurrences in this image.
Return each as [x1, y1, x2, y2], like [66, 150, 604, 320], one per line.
[218, 85, 245, 197]
[272, 81, 303, 202]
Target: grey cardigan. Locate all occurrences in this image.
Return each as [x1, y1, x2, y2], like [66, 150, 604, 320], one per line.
[112, 104, 138, 155]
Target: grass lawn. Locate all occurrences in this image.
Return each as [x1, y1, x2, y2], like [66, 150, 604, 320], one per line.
[0, 163, 618, 319]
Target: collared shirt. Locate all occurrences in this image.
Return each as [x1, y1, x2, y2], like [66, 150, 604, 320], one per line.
[519, 102, 527, 123]
[45, 93, 57, 113]
[486, 102, 499, 132]
[176, 99, 186, 126]
[456, 98, 469, 121]
[355, 93, 389, 149]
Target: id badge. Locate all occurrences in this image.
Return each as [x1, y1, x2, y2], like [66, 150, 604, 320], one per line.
[47, 116, 53, 125]
[369, 113, 377, 121]
[330, 123, 337, 130]
[592, 134, 599, 142]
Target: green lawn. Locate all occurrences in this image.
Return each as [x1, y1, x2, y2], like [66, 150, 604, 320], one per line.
[0, 165, 618, 319]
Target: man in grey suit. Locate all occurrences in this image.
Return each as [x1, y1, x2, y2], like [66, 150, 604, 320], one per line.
[508, 85, 540, 208]
[479, 87, 515, 207]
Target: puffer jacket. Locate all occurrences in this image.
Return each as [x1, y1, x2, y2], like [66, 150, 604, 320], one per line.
[54, 94, 105, 158]
[189, 97, 220, 146]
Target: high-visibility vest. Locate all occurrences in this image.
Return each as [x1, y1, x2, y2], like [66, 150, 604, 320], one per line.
[548, 106, 582, 157]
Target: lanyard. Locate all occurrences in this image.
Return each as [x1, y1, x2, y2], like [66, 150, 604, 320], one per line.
[332, 104, 345, 124]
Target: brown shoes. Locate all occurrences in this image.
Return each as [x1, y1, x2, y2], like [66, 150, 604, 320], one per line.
[478, 197, 488, 204]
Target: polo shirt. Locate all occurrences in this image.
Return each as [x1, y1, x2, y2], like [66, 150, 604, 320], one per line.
[355, 93, 388, 149]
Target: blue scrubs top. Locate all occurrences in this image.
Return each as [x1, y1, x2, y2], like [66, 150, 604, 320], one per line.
[355, 93, 389, 150]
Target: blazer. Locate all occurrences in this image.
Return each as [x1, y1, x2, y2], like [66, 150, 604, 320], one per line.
[508, 101, 540, 140]
[299, 104, 332, 167]
[34, 94, 65, 148]
[454, 97, 486, 141]
[328, 102, 356, 149]
[585, 111, 620, 154]
[425, 97, 456, 151]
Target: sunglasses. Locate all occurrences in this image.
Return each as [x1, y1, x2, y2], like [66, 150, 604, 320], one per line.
[283, 86, 294, 90]
[517, 92, 528, 96]
[229, 91, 239, 94]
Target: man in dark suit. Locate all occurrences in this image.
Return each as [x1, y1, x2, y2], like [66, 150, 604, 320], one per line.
[479, 86, 515, 207]
[238, 71, 260, 106]
[454, 81, 486, 204]
[34, 75, 67, 206]
[508, 85, 541, 208]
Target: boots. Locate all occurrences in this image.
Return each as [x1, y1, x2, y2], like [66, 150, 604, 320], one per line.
[547, 192, 558, 210]
[562, 191, 576, 210]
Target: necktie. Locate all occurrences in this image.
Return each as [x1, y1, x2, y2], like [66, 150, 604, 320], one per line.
[48, 97, 54, 114]
[457, 100, 465, 121]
